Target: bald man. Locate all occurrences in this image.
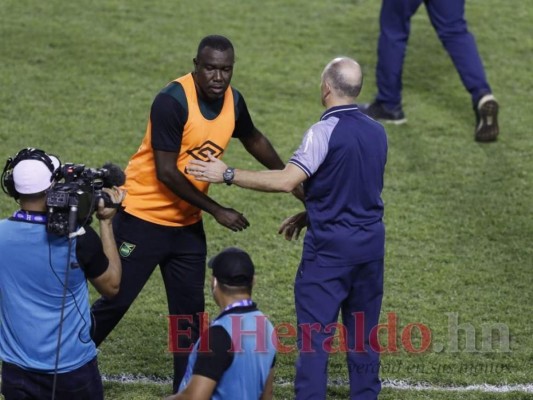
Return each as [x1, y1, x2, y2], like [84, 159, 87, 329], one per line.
[187, 57, 388, 400]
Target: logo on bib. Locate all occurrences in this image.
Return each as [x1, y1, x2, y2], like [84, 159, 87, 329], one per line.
[186, 140, 223, 161]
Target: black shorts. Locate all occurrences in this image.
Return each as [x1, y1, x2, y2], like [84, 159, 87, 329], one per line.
[1, 357, 103, 400]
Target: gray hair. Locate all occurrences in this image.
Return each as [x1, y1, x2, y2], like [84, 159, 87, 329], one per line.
[322, 57, 363, 99]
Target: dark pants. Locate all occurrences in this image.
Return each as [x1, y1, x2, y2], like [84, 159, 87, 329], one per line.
[90, 210, 207, 392]
[376, 0, 491, 108]
[294, 259, 384, 400]
[1, 358, 103, 400]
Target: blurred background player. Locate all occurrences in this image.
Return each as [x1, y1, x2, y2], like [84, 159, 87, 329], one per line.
[361, 0, 499, 142]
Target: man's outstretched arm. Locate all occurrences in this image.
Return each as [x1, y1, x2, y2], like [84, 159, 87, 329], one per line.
[239, 128, 305, 201]
[187, 153, 307, 193]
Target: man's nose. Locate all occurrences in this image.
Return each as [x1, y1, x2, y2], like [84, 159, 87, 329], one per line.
[213, 70, 222, 80]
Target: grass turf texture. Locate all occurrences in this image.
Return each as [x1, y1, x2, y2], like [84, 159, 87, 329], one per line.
[1, 0, 532, 398]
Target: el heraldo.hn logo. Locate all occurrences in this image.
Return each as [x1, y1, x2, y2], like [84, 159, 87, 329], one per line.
[186, 140, 224, 161]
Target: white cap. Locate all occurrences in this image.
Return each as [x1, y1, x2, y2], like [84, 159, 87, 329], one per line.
[13, 156, 60, 195]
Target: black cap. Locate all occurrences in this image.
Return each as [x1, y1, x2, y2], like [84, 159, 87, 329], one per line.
[208, 247, 255, 286]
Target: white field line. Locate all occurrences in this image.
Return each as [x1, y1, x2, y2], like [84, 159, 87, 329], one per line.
[100, 374, 533, 393]
[382, 380, 533, 393]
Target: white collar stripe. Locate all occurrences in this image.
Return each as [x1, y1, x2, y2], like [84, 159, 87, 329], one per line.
[321, 106, 359, 121]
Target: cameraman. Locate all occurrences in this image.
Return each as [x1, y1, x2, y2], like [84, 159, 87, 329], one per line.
[0, 148, 125, 400]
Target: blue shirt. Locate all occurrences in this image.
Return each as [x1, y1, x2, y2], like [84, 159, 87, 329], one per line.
[289, 105, 388, 266]
[0, 219, 97, 373]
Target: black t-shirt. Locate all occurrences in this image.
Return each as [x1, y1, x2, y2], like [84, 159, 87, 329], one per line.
[193, 325, 234, 382]
[150, 81, 256, 152]
[75, 225, 109, 279]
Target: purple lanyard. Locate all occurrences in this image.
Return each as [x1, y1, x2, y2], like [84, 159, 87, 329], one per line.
[12, 210, 47, 224]
[223, 298, 253, 312]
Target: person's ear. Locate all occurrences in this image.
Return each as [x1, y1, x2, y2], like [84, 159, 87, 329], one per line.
[210, 277, 217, 297]
[324, 82, 332, 97]
[320, 80, 331, 106]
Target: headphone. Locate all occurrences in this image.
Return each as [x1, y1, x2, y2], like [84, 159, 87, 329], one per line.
[1, 148, 59, 199]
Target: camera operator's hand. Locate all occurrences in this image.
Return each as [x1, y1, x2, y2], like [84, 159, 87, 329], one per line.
[92, 186, 125, 299]
[96, 187, 126, 221]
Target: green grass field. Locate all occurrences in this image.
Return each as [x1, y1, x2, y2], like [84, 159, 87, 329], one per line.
[1, 0, 532, 398]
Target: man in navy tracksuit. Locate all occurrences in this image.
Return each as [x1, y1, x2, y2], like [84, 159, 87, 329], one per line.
[361, 0, 499, 142]
[187, 57, 388, 399]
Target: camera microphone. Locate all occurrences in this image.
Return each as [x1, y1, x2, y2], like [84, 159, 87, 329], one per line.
[68, 205, 78, 235]
[101, 163, 126, 187]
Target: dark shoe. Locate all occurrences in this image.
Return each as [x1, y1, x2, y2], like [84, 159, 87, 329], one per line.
[359, 101, 407, 125]
[475, 94, 499, 142]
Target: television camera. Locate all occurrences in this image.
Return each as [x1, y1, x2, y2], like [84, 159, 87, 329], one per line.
[46, 163, 125, 236]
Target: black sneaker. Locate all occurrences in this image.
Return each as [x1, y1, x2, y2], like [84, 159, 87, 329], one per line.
[359, 101, 407, 125]
[475, 94, 499, 142]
